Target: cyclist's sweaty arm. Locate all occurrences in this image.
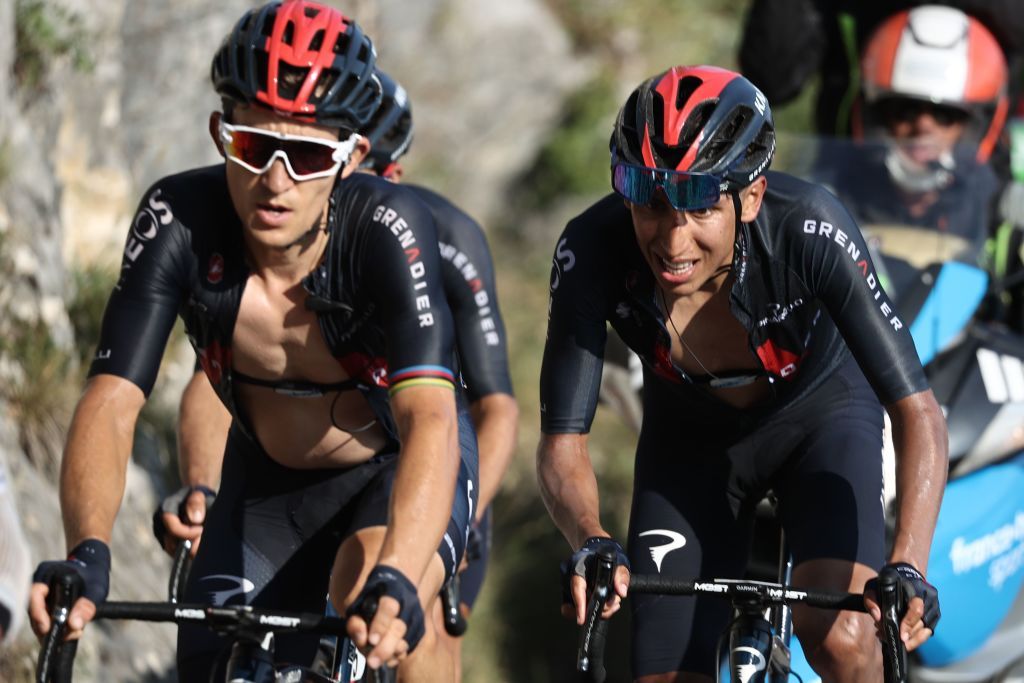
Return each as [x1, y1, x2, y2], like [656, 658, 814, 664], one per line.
[159, 368, 229, 555]
[429, 189, 518, 518]
[791, 187, 948, 643]
[791, 186, 949, 567]
[361, 194, 463, 588]
[537, 217, 628, 622]
[178, 369, 229, 492]
[471, 393, 518, 519]
[886, 391, 947, 568]
[30, 179, 185, 638]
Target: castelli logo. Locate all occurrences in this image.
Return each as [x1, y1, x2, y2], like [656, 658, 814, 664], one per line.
[207, 253, 224, 284]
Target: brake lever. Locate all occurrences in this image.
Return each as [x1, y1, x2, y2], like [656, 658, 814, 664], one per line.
[576, 548, 614, 683]
[36, 567, 82, 683]
[877, 567, 909, 683]
[168, 539, 193, 604]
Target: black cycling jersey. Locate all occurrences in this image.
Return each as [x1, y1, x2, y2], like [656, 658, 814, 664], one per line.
[88, 166, 458, 442]
[405, 184, 513, 402]
[540, 170, 929, 434]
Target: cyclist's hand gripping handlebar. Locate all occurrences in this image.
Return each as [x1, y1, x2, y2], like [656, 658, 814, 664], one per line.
[35, 567, 81, 683]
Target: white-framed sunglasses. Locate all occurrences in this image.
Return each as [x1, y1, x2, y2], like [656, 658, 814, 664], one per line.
[218, 120, 360, 181]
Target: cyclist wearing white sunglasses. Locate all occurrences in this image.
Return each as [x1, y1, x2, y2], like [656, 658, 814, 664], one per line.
[28, 2, 477, 681]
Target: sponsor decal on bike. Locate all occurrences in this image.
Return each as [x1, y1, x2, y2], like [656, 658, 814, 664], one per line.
[733, 646, 767, 683]
[173, 608, 206, 620]
[694, 582, 729, 593]
[550, 238, 576, 292]
[767, 587, 808, 601]
[374, 203, 435, 328]
[201, 574, 256, 605]
[803, 219, 903, 331]
[638, 529, 687, 572]
[258, 614, 300, 628]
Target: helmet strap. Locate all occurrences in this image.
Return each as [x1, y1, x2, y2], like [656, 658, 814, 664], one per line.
[281, 189, 335, 251]
[730, 189, 743, 250]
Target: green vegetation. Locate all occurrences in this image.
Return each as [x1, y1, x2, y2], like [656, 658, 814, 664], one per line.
[67, 263, 119, 367]
[0, 138, 12, 189]
[0, 233, 75, 475]
[514, 74, 619, 211]
[14, 0, 94, 92]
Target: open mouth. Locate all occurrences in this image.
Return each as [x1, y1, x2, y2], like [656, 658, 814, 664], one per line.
[658, 255, 696, 276]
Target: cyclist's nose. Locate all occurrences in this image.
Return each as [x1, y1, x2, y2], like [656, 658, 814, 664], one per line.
[261, 156, 294, 192]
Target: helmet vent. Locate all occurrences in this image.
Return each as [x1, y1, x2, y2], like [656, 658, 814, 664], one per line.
[652, 99, 715, 168]
[699, 106, 752, 169]
[282, 21, 294, 46]
[734, 122, 775, 175]
[675, 76, 703, 110]
[254, 51, 269, 97]
[312, 70, 336, 101]
[276, 63, 309, 100]
[309, 29, 325, 51]
[334, 31, 350, 55]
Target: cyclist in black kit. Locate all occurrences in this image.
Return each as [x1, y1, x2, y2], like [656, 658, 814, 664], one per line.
[161, 68, 518, 681]
[537, 65, 948, 682]
[359, 76, 518, 668]
[28, 2, 476, 680]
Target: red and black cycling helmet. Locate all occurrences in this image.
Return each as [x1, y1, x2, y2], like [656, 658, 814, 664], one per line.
[611, 65, 776, 191]
[361, 70, 414, 176]
[211, 0, 381, 130]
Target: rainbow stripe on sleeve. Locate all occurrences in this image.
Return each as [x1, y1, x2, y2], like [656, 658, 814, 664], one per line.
[388, 364, 456, 395]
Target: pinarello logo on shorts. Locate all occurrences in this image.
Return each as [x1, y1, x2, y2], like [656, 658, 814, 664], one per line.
[207, 253, 225, 284]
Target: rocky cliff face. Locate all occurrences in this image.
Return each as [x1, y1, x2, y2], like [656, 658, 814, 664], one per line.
[0, 1, 581, 680]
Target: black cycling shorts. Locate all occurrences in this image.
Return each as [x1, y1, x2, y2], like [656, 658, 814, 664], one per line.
[627, 357, 885, 678]
[176, 417, 477, 680]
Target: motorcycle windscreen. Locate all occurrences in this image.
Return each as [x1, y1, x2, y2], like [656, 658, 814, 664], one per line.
[918, 450, 1024, 666]
[907, 261, 988, 367]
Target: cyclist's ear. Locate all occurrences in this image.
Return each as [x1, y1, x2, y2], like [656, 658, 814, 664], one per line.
[340, 135, 372, 179]
[739, 175, 768, 222]
[209, 111, 225, 158]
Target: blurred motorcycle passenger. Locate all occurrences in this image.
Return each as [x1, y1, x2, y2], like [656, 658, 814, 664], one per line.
[855, 5, 1007, 217]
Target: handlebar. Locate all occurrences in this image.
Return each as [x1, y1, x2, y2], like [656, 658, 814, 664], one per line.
[35, 576, 353, 682]
[576, 549, 614, 683]
[876, 566, 910, 683]
[441, 576, 468, 637]
[575, 561, 909, 683]
[36, 567, 81, 683]
[168, 539, 192, 604]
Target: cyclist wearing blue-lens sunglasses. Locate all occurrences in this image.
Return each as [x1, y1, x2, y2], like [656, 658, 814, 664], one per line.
[539, 65, 947, 683]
